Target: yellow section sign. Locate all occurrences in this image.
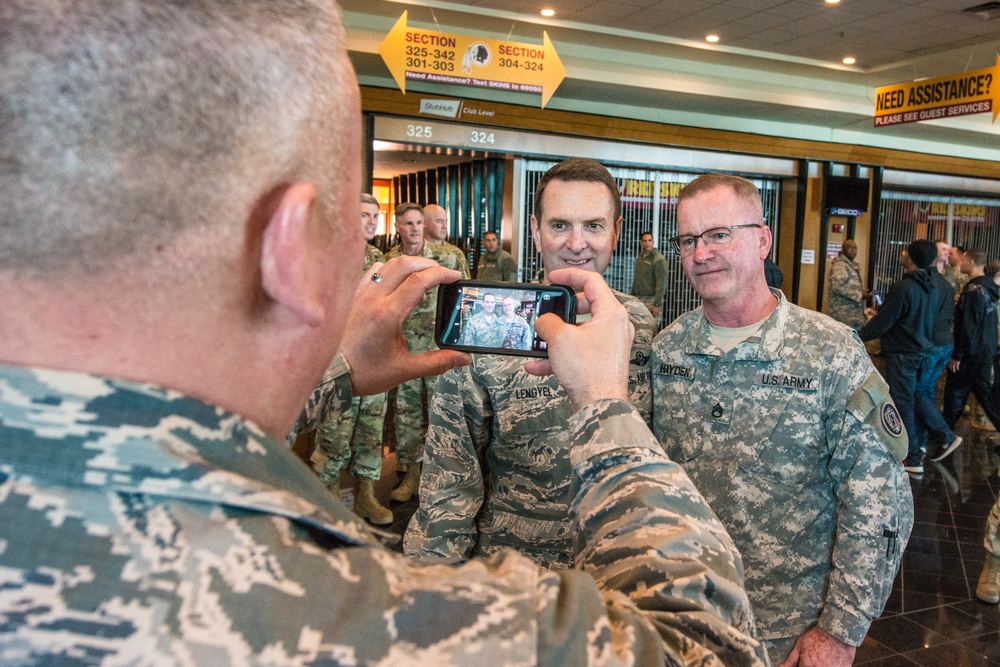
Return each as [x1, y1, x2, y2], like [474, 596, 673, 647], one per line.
[874, 56, 999, 127]
[378, 12, 566, 108]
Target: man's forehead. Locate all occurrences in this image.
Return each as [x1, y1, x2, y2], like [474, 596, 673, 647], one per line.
[540, 180, 616, 219]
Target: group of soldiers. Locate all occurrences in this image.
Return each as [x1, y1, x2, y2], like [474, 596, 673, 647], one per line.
[459, 291, 535, 350]
[308, 198, 521, 524]
[298, 161, 915, 667]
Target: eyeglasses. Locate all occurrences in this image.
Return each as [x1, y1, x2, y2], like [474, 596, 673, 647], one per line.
[668, 224, 762, 256]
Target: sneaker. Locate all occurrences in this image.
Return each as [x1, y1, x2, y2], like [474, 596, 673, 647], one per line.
[930, 435, 963, 462]
[902, 456, 924, 474]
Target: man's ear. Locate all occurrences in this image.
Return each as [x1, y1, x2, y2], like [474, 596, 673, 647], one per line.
[259, 182, 326, 327]
[612, 215, 623, 246]
[758, 225, 773, 259]
[529, 214, 543, 253]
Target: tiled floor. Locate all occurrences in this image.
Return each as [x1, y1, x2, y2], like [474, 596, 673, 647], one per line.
[355, 416, 1000, 666]
[856, 418, 1000, 666]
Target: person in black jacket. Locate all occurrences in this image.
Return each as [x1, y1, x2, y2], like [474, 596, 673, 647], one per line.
[920, 258, 962, 462]
[943, 248, 1000, 432]
[859, 240, 938, 473]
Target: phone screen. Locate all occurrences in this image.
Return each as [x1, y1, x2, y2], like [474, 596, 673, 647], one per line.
[435, 281, 576, 357]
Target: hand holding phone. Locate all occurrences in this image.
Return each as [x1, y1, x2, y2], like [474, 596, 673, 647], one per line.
[524, 268, 633, 410]
[435, 281, 576, 358]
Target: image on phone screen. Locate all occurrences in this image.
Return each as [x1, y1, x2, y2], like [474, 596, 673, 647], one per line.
[435, 281, 576, 357]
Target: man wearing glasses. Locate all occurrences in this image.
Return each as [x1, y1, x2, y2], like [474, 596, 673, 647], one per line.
[651, 174, 913, 667]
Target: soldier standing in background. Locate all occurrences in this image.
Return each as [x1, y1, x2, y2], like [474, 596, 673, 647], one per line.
[384, 203, 450, 501]
[405, 158, 655, 567]
[312, 193, 393, 525]
[944, 244, 967, 294]
[631, 230, 667, 326]
[423, 203, 472, 279]
[652, 174, 912, 667]
[477, 230, 518, 281]
[826, 239, 869, 331]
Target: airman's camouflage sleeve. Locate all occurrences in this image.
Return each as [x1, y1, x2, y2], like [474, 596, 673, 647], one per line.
[285, 350, 352, 445]
[0, 365, 767, 666]
[820, 340, 914, 645]
[568, 399, 767, 666]
[404, 363, 492, 562]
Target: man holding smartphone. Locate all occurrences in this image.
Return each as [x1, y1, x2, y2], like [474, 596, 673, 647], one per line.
[405, 158, 656, 567]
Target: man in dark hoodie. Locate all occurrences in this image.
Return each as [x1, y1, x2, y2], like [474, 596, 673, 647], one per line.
[943, 248, 1000, 432]
[860, 240, 938, 473]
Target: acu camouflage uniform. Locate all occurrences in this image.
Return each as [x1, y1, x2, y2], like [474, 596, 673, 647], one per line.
[0, 363, 769, 666]
[313, 243, 387, 484]
[429, 240, 472, 280]
[826, 253, 867, 330]
[404, 292, 655, 568]
[384, 241, 470, 467]
[461, 310, 504, 347]
[477, 248, 518, 282]
[651, 289, 913, 663]
[500, 315, 533, 351]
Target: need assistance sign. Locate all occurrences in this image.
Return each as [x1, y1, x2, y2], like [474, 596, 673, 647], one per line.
[874, 57, 999, 127]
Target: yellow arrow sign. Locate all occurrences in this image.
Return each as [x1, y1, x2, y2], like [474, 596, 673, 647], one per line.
[378, 12, 566, 108]
[873, 56, 999, 127]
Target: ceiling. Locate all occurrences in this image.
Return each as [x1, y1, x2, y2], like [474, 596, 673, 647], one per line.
[433, 0, 1000, 71]
[343, 0, 1000, 170]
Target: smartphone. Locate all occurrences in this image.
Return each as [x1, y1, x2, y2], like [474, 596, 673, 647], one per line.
[435, 280, 577, 357]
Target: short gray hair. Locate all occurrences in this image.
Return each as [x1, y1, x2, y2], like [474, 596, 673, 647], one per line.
[361, 193, 379, 207]
[1, 0, 350, 273]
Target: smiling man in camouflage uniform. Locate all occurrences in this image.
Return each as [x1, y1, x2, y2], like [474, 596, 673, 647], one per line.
[652, 174, 913, 667]
[405, 158, 656, 568]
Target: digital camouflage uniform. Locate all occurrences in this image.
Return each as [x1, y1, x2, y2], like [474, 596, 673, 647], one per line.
[631, 248, 667, 326]
[477, 248, 518, 282]
[826, 253, 867, 330]
[943, 262, 967, 295]
[429, 240, 473, 280]
[461, 310, 504, 347]
[0, 363, 769, 666]
[651, 290, 913, 664]
[500, 315, 533, 351]
[384, 241, 470, 467]
[988, 491, 1000, 559]
[313, 242, 387, 484]
[404, 292, 655, 568]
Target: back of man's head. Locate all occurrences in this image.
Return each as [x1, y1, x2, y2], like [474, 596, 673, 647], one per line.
[1, 0, 348, 275]
[533, 158, 621, 221]
[966, 248, 987, 268]
[906, 240, 937, 270]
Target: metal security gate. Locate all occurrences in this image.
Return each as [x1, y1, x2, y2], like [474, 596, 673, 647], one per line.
[873, 192, 1000, 296]
[520, 160, 781, 326]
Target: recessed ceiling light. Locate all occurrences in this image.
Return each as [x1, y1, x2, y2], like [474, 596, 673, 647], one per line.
[843, 56, 856, 64]
[706, 34, 720, 43]
[540, 8, 555, 17]
[825, 0, 841, 4]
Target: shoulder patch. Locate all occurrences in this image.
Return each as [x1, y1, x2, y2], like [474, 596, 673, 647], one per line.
[881, 403, 903, 437]
[847, 371, 908, 463]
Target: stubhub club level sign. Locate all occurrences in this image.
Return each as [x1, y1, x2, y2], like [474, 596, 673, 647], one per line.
[379, 12, 566, 108]
[874, 56, 999, 127]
